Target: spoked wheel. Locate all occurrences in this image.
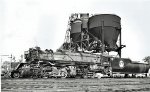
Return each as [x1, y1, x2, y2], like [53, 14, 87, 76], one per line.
[83, 72, 88, 78]
[12, 72, 20, 78]
[32, 69, 40, 79]
[32, 72, 39, 79]
[61, 71, 68, 78]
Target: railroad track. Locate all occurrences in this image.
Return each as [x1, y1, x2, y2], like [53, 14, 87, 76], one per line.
[1, 78, 150, 92]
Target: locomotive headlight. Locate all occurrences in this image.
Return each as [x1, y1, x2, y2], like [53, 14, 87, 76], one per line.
[119, 60, 124, 68]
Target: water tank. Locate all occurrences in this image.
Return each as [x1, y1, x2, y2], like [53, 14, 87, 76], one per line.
[70, 19, 82, 42]
[88, 14, 121, 50]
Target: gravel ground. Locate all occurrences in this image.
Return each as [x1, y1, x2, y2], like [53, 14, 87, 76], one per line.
[1, 78, 150, 92]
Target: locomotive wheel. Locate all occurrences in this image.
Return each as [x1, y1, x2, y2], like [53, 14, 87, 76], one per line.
[61, 71, 68, 78]
[42, 72, 48, 78]
[32, 74, 38, 79]
[12, 72, 20, 78]
[83, 75, 88, 79]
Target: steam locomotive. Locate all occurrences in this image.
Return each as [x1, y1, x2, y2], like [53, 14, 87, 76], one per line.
[11, 13, 150, 78]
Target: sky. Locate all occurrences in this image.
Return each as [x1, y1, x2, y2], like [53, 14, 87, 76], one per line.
[0, 0, 150, 62]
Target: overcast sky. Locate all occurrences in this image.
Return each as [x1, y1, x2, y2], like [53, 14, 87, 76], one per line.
[0, 0, 150, 61]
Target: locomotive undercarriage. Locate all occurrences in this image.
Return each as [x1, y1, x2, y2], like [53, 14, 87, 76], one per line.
[11, 60, 112, 79]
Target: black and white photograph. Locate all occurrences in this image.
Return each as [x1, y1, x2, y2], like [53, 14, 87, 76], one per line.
[1, 0, 150, 92]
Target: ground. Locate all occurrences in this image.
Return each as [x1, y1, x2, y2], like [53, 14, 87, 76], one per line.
[1, 78, 150, 92]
